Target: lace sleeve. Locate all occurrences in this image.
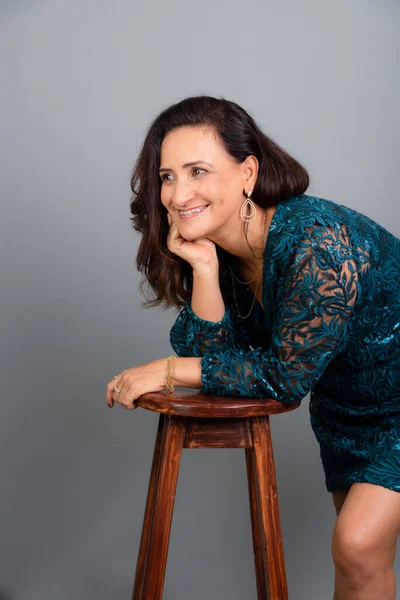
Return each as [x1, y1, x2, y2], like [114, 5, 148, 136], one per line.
[169, 300, 250, 357]
[199, 224, 365, 403]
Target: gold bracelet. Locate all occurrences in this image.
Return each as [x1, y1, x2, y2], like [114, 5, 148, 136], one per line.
[165, 355, 177, 393]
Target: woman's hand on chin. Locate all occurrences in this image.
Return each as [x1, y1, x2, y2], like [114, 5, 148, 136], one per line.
[106, 358, 167, 409]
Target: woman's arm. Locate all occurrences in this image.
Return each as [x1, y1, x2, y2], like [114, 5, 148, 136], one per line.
[169, 356, 203, 388]
[191, 264, 225, 322]
[184, 224, 364, 403]
[169, 265, 250, 356]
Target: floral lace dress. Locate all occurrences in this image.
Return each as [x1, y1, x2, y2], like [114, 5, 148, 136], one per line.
[169, 194, 400, 493]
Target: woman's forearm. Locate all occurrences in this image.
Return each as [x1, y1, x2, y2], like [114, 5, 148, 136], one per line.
[173, 356, 203, 388]
[170, 266, 223, 389]
[191, 265, 225, 322]
[149, 356, 204, 394]
[159, 266, 224, 392]
[156, 356, 203, 390]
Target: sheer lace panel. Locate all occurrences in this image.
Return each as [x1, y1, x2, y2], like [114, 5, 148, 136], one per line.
[169, 300, 250, 357]
[200, 224, 368, 403]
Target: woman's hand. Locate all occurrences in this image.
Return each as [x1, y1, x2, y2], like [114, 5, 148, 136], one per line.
[106, 358, 167, 409]
[166, 213, 219, 271]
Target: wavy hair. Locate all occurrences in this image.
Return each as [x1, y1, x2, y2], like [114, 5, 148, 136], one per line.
[129, 95, 309, 310]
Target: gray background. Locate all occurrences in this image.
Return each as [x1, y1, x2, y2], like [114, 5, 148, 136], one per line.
[1, 1, 399, 598]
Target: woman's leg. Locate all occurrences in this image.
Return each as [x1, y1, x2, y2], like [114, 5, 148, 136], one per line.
[332, 487, 351, 600]
[332, 487, 398, 568]
[331, 482, 400, 600]
[332, 487, 351, 516]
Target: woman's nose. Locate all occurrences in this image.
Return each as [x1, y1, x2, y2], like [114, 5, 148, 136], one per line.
[171, 180, 196, 207]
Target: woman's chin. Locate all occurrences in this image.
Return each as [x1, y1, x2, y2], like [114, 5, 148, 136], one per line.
[182, 229, 207, 242]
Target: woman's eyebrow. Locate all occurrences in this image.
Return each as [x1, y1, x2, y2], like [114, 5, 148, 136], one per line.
[159, 161, 213, 173]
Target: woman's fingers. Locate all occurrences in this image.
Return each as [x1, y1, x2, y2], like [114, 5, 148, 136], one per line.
[106, 380, 116, 407]
[110, 376, 138, 410]
[106, 362, 164, 411]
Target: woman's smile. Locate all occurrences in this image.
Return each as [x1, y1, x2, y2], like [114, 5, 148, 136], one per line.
[178, 204, 210, 219]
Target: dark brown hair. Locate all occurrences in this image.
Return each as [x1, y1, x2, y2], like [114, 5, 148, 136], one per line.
[129, 94, 309, 310]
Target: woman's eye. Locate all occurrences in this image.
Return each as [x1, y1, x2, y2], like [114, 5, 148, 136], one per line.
[160, 167, 205, 182]
[192, 167, 205, 176]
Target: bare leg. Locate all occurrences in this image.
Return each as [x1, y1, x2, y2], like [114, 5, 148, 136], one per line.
[334, 554, 396, 600]
[332, 488, 350, 600]
[333, 539, 397, 600]
[331, 483, 400, 600]
[331, 487, 397, 599]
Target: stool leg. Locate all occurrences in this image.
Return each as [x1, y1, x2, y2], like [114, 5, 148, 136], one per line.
[250, 416, 288, 600]
[132, 413, 185, 600]
[246, 447, 269, 600]
[132, 413, 166, 599]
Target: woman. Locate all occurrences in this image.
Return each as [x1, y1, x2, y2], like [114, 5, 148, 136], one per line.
[106, 95, 400, 599]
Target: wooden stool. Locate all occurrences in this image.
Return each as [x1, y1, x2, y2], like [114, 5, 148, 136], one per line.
[131, 389, 300, 600]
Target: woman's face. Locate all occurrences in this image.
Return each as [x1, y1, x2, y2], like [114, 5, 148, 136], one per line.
[159, 125, 257, 242]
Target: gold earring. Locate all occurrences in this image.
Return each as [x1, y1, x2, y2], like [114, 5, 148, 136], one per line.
[240, 190, 257, 222]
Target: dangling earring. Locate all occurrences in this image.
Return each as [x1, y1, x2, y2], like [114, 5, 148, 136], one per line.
[240, 190, 257, 222]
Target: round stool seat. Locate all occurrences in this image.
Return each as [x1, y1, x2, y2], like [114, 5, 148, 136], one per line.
[137, 388, 300, 418]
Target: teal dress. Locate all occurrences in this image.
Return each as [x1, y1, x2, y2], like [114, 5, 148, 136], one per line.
[169, 194, 400, 493]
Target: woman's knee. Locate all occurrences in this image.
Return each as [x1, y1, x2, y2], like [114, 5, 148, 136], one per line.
[332, 520, 394, 575]
[331, 482, 400, 575]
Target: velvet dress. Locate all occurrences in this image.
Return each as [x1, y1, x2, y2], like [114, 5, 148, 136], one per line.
[169, 194, 400, 493]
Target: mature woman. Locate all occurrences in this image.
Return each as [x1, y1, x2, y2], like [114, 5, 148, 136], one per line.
[106, 95, 400, 599]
